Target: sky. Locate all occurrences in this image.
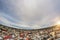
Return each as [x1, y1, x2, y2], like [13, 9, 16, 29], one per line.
[0, 0, 60, 29]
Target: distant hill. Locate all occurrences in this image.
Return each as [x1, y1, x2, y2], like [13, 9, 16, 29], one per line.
[0, 24, 57, 30]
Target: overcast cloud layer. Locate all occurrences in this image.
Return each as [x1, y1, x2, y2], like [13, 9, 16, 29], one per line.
[0, 0, 60, 29]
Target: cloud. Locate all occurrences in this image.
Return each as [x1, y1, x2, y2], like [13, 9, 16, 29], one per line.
[0, 12, 33, 29]
[0, 0, 60, 29]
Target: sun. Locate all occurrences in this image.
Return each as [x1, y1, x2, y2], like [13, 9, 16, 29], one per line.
[56, 21, 60, 25]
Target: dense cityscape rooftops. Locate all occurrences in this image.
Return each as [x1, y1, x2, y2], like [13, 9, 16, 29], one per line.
[0, 24, 60, 40]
